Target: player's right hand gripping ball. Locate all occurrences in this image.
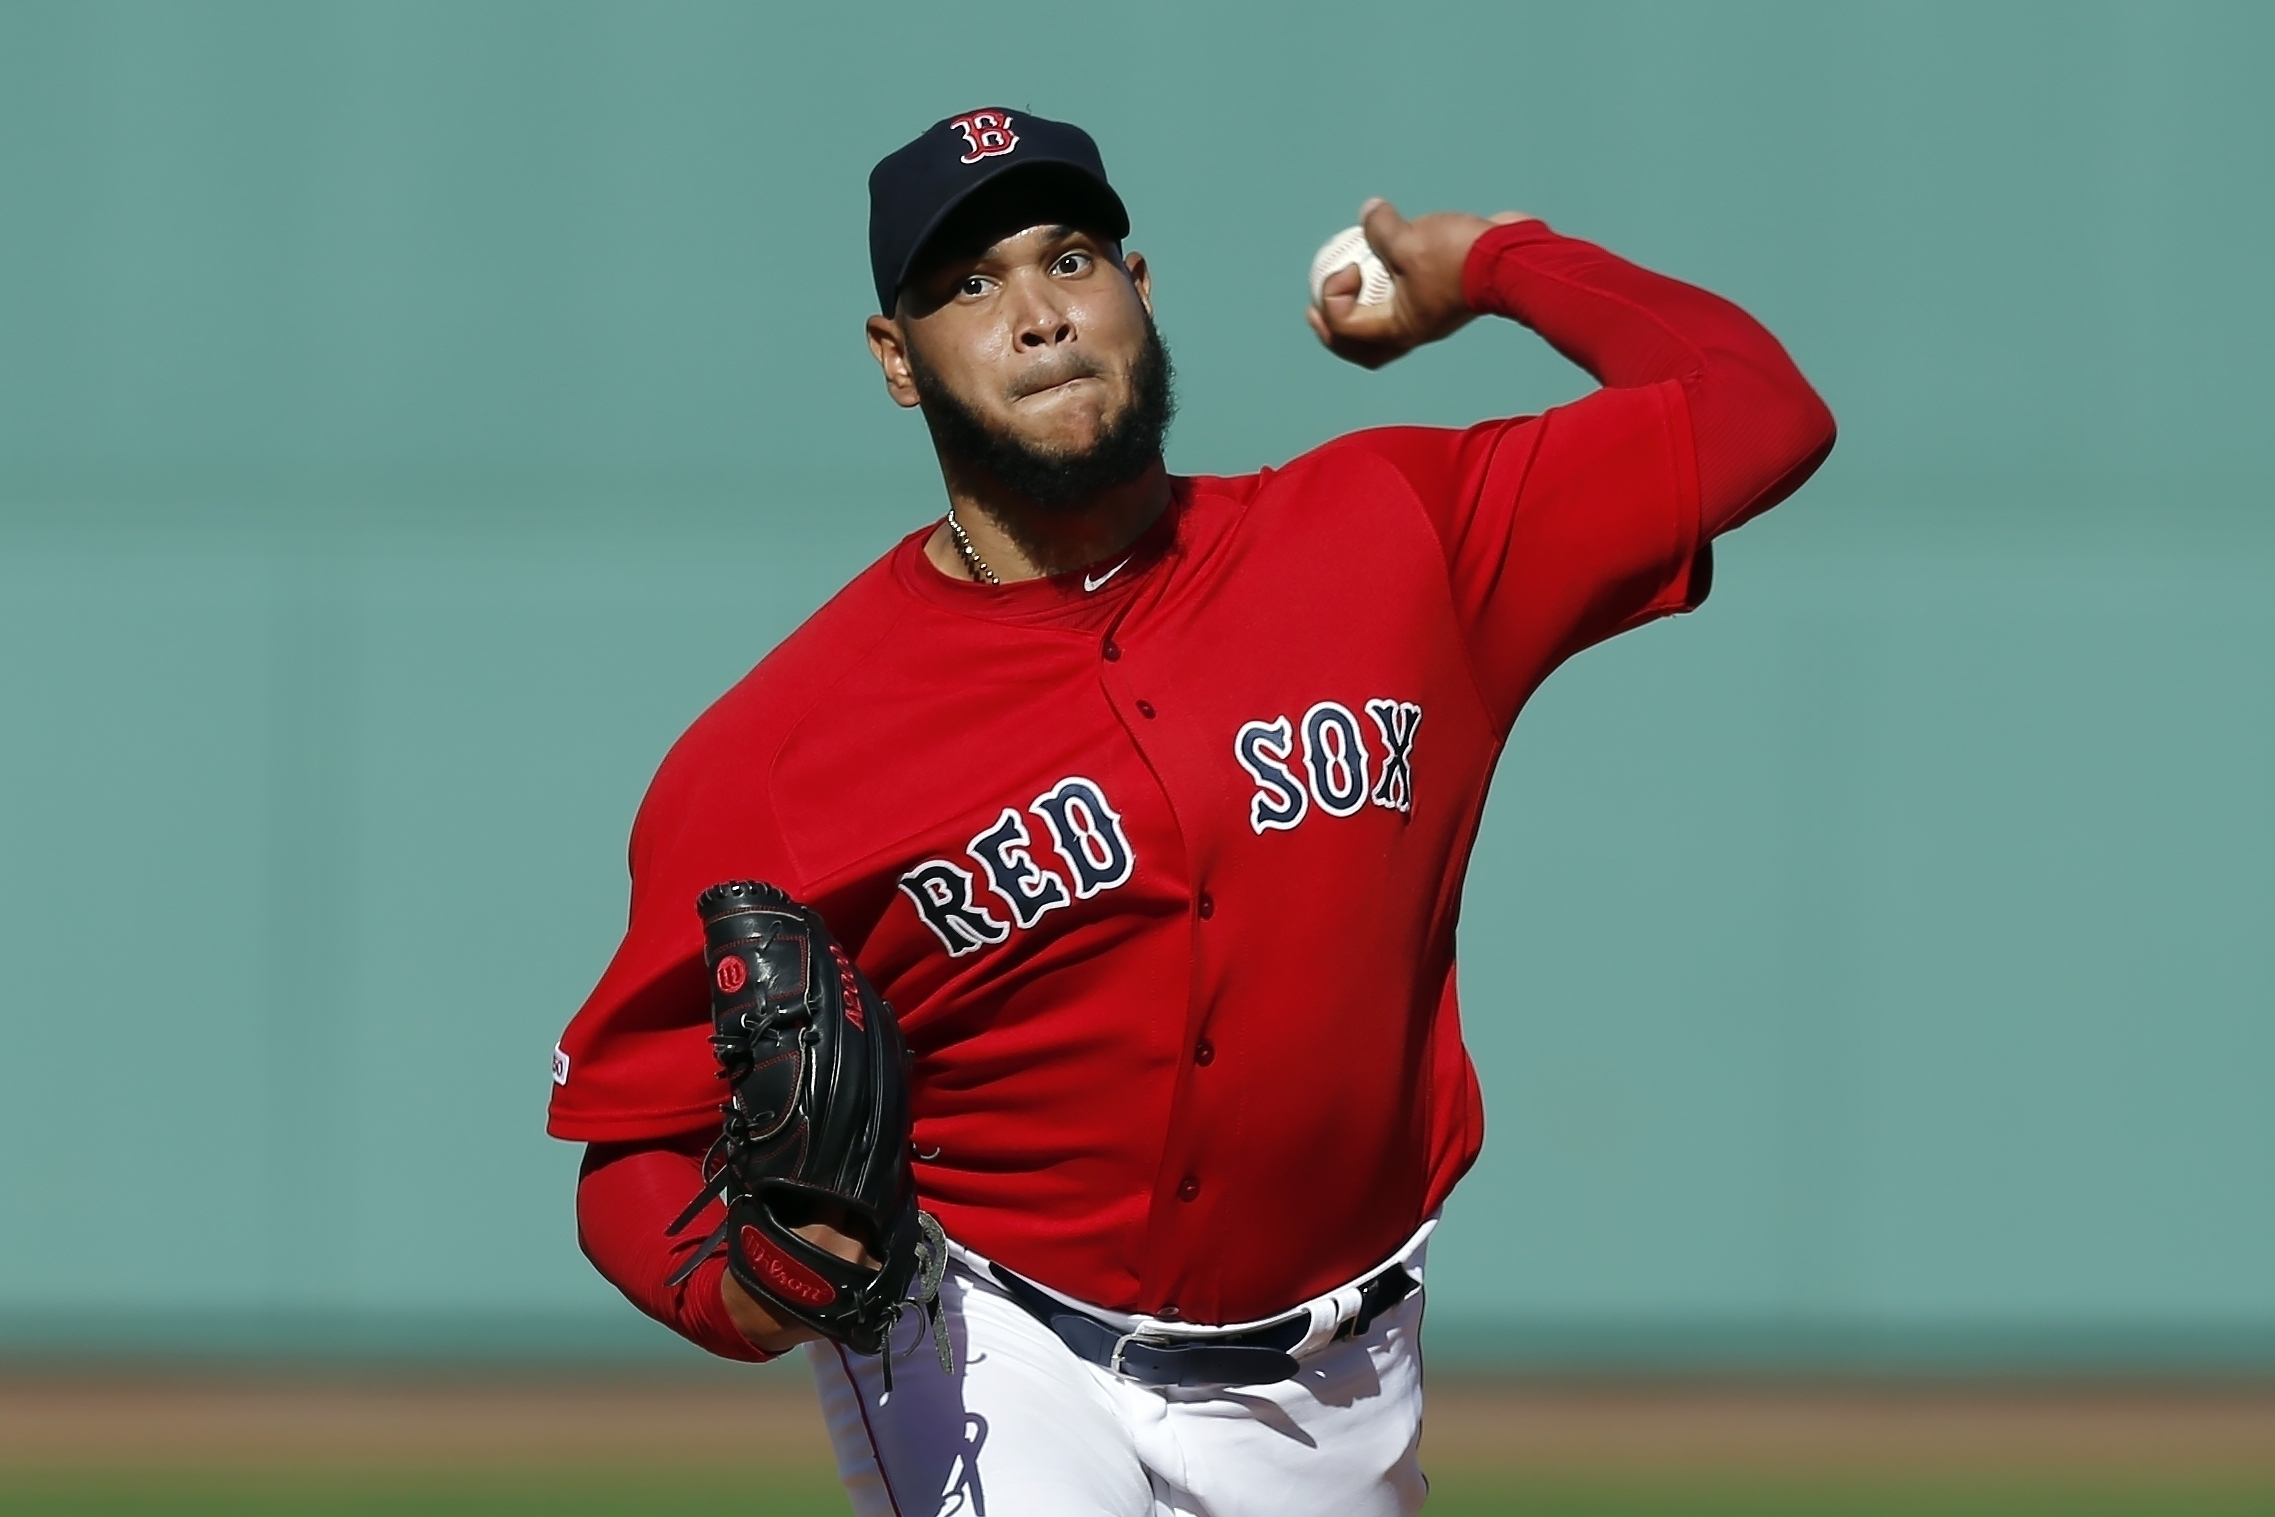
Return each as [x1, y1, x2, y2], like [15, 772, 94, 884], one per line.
[666, 881, 949, 1378]
[1309, 224, 1395, 310]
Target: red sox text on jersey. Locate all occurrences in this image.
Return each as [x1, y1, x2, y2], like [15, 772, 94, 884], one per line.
[901, 696, 1421, 956]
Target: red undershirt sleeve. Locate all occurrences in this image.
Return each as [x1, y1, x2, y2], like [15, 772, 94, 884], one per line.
[576, 1137, 777, 1364]
[1461, 218, 1836, 540]
[1345, 218, 1835, 726]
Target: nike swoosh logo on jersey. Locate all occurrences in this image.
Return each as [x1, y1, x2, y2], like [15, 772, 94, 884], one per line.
[1084, 556, 1136, 593]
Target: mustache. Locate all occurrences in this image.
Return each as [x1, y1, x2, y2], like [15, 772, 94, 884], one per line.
[1005, 353, 1108, 402]
[902, 312, 1175, 514]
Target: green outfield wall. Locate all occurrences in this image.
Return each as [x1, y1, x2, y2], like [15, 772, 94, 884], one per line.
[1, 1, 2269, 1372]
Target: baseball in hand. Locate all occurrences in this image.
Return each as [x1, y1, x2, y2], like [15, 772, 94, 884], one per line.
[1309, 226, 1394, 309]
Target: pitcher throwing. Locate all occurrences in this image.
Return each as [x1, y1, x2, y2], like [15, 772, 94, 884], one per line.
[550, 107, 1834, 1515]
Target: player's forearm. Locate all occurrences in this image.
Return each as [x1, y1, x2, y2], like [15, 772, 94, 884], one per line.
[1461, 220, 1835, 533]
[575, 1140, 778, 1363]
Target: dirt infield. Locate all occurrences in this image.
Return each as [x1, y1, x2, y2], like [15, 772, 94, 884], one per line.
[1, 1370, 2270, 1480]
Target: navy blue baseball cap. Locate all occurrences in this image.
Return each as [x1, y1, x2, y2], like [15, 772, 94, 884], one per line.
[868, 108, 1130, 314]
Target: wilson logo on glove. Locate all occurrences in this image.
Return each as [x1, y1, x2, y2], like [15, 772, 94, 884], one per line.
[832, 945, 866, 1030]
[740, 1225, 837, 1308]
[715, 957, 748, 994]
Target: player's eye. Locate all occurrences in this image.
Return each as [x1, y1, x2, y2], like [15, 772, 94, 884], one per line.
[957, 275, 991, 299]
[1052, 251, 1091, 277]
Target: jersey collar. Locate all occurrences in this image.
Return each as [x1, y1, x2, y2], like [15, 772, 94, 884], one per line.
[891, 480, 1190, 628]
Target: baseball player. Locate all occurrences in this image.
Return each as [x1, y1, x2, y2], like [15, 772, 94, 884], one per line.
[551, 108, 1833, 1516]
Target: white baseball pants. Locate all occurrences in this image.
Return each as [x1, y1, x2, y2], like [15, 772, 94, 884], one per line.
[805, 1250, 1429, 1517]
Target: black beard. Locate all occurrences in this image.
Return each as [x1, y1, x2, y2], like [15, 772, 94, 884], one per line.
[907, 318, 1175, 513]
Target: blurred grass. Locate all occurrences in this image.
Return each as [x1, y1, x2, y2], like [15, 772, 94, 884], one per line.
[3, 1472, 2274, 1515]
[0, 1472, 843, 1516]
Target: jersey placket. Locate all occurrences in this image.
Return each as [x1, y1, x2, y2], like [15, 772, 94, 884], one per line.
[1090, 591, 1231, 1323]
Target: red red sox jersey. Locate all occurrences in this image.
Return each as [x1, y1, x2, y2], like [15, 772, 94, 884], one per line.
[550, 220, 1834, 1327]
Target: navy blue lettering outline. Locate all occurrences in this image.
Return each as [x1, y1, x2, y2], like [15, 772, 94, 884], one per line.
[1364, 698, 1422, 813]
[966, 806, 1072, 930]
[1029, 776, 1136, 899]
[1301, 700, 1370, 817]
[896, 858, 1011, 957]
[1234, 716, 1309, 833]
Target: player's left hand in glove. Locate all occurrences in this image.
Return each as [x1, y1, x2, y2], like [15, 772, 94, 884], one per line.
[665, 881, 950, 1383]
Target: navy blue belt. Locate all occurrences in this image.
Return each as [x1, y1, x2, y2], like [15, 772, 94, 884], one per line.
[988, 1261, 1417, 1388]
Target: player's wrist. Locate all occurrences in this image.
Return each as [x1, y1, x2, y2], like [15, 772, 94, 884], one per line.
[1457, 215, 1555, 315]
[719, 1263, 809, 1355]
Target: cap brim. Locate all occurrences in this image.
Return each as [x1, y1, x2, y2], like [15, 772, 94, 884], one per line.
[888, 158, 1131, 313]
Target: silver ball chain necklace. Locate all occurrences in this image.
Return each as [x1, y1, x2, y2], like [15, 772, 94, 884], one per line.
[945, 503, 1000, 586]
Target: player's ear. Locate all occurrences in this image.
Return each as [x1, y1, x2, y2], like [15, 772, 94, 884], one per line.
[1123, 249, 1153, 318]
[865, 315, 923, 410]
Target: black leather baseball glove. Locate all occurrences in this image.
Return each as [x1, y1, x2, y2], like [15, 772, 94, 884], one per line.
[666, 881, 948, 1381]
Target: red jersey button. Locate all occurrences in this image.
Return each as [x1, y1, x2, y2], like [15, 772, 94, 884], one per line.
[1194, 1039, 1214, 1066]
[1176, 1176, 1200, 1202]
[1136, 699, 1156, 719]
[1102, 639, 1122, 661]
[1157, 1303, 1181, 1321]
[1196, 892, 1214, 920]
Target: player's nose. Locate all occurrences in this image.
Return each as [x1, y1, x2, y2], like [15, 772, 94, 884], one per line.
[1005, 272, 1076, 350]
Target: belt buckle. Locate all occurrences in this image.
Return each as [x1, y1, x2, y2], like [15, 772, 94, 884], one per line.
[1107, 1327, 1154, 1377]
[1106, 1325, 1181, 1377]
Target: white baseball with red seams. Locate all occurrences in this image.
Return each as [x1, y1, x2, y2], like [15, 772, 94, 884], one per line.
[1309, 225, 1396, 308]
